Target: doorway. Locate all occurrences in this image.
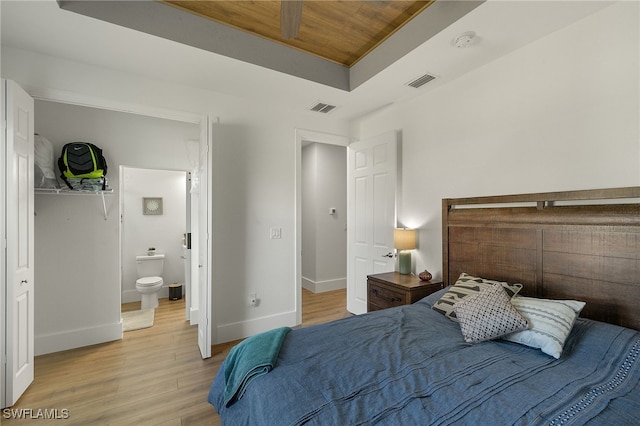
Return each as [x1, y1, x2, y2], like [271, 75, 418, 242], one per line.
[295, 129, 350, 325]
[119, 167, 192, 319]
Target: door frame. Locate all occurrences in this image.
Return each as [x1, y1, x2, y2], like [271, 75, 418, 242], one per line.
[6, 86, 213, 357]
[197, 115, 213, 358]
[294, 129, 350, 325]
[1, 77, 6, 409]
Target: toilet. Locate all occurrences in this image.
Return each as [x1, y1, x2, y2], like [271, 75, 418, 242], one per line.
[135, 254, 165, 310]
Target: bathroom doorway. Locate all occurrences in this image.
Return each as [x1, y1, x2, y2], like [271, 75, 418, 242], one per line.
[120, 167, 194, 320]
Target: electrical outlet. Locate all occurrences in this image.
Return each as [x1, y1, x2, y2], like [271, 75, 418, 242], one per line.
[249, 293, 257, 306]
[270, 227, 282, 239]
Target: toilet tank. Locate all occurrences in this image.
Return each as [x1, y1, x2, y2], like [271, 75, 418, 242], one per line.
[136, 254, 165, 277]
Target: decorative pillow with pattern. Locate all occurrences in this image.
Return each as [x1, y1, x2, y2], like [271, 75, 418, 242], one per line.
[453, 283, 529, 343]
[502, 296, 585, 359]
[432, 273, 523, 321]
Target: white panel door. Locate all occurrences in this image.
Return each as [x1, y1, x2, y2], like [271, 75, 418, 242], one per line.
[4, 80, 35, 407]
[197, 116, 212, 359]
[346, 131, 397, 314]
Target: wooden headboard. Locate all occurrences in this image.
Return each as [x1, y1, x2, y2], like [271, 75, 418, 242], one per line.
[442, 187, 640, 330]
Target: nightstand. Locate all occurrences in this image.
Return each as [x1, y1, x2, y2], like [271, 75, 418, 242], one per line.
[367, 272, 443, 312]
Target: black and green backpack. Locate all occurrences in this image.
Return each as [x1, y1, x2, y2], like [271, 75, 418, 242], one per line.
[58, 142, 108, 189]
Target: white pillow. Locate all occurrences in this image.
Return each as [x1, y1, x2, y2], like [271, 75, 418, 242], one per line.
[502, 296, 585, 359]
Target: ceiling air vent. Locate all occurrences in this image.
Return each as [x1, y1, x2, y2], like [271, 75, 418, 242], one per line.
[309, 102, 337, 114]
[406, 73, 437, 89]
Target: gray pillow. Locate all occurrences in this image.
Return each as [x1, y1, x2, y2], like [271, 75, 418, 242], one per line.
[453, 283, 529, 343]
[432, 273, 523, 321]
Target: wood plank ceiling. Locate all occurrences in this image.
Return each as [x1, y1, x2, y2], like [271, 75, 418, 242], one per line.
[161, 1, 435, 67]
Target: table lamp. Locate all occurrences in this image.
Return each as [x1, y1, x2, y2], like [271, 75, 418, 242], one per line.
[394, 228, 416, 275]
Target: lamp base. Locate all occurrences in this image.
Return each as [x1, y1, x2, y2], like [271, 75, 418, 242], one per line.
[398, 251, 411, 275]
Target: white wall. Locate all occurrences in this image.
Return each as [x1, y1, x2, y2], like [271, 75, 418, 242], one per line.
[33, 100, 198, 354]
[301, 143, 347, 292]
[351, 2, 640, 282]
[122, 167, 186, 303]
[3, 45, 350, 346]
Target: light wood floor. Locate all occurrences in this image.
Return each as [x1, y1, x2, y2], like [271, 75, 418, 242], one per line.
[4, 288, 348, 425]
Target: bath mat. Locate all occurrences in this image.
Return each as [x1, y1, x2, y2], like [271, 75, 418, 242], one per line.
[122, 309, 155, 332]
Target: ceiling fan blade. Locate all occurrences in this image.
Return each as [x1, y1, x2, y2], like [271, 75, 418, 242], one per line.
[280, 0, 303, 40]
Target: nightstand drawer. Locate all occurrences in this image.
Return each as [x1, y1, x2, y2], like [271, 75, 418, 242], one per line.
[367, 272, 443, 312]
[368, 283, 406, 310]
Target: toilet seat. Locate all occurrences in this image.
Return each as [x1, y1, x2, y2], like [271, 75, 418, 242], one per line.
[136, 276, 163, 287]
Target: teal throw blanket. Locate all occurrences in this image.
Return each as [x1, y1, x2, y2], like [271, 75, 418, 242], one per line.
[224, 326, 291, 407]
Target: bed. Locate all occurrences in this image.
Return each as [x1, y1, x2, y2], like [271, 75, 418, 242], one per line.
[209, 187, 640, 425]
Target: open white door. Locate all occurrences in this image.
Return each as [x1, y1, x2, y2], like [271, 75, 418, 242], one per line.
[184, 172, 191, 321]
[346, 131, 397, 314]
[197, 116, 212, 358]
[3, 80, 35, 407]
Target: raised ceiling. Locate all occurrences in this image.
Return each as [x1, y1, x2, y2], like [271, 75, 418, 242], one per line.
[58, 0, 480, 91]
[162, 1, 434, 67]
[4, 1, 616, 120]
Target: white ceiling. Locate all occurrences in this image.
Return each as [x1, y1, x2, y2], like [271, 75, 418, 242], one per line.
[1, 1, 614, 121]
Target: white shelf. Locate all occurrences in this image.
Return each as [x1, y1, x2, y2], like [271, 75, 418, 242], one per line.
[35, 187, 113, 194]
[35, 187, 113, 220]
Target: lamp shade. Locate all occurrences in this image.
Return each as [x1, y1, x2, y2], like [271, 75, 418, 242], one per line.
[394, 228, 416, 250]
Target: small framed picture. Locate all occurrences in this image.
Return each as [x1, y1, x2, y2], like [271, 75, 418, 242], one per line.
[143, 197, 163, 215]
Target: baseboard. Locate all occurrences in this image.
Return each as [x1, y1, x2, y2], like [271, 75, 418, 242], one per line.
[35, 321, 123, 356]
[302, 276, 346, 293]
[216, 310, 297, 343]
[190, 307, 199, 325]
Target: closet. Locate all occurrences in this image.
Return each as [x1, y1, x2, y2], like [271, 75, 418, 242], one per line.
[32, 100, 200, 357]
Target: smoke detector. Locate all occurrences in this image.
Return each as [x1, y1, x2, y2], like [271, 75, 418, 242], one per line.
[453, 31, 477, 48]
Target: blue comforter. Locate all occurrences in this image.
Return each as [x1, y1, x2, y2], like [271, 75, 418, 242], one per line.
[208, 291, 640, 425]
